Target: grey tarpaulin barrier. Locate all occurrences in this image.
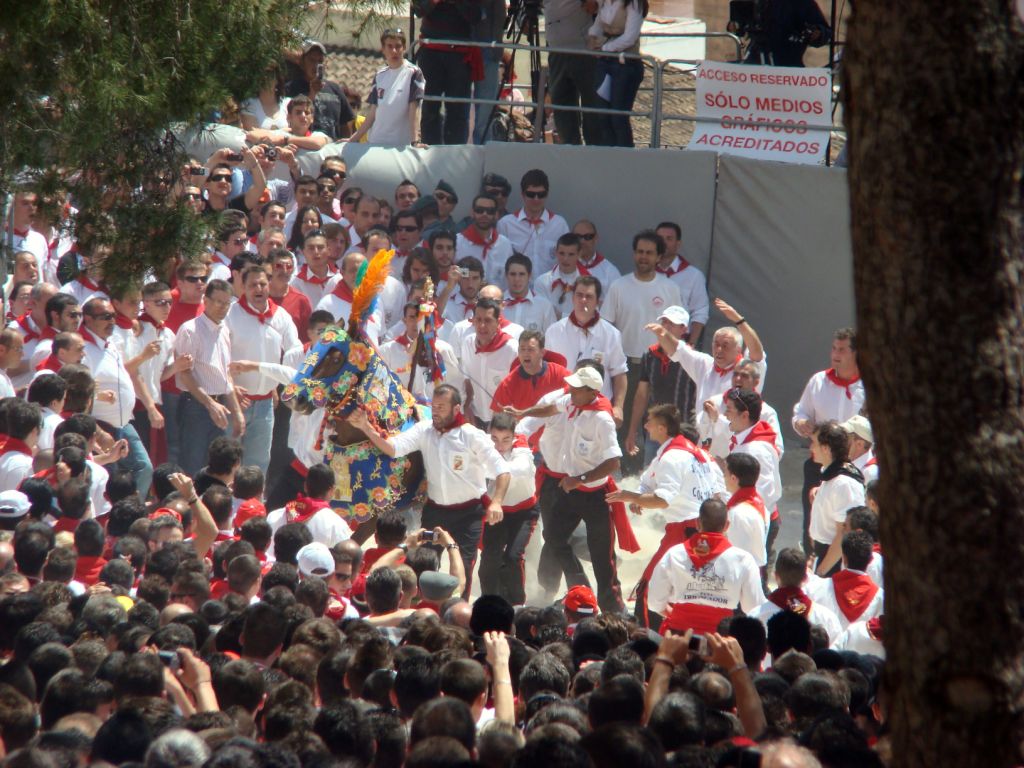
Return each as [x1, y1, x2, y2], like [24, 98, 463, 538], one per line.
[705, 154, 854, 440]
[482, 143, 720, 276]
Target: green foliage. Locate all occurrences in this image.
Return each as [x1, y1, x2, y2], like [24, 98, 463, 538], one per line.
[0, 0, 312, 289]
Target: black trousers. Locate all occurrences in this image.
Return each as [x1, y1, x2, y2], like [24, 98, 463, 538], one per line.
[537, 475, 567, 594]
[479, 505, 539, 606]
[802, 458, 823, 554]
[544, 484, 624, 614]
[422, 500, 485, 597]
[417, 48, 472, 145]
[267, 462, 306, 511]
[813, 539, 840, 577]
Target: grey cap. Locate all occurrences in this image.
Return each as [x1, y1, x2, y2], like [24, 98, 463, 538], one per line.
[419, 571, 459, 602]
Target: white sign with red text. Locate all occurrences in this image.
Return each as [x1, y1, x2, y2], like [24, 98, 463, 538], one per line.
[687, 61, 832, 165]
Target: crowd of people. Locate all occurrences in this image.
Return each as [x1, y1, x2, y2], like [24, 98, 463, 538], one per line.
[0, 138, 886, 766]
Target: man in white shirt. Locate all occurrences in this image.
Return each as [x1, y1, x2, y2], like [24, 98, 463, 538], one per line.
[128, 282, 178, 451]
[650, 298, 766, 408]
[225, 266, 303, 474]
[806, 531, 882, 631]
[173, 279, 245, 477]
[723, 389, 782, 515]
[534, 233, 590, 319]
[0, 329, 22, 398]
[832, 615, 884, 658]
[266, 464, 352, 548]
[290, 229, 341, 307]
[507, 366, 627, 613]
[80, 297, 152, 496]
[348, 384, 511, 594]
[10, 282, 57, 390]
[348, 196, 383, 250]
[655, 221, 710, 343]
[443, 257, 484, 325]
[501, 254, 556, 333]
[3, 192, 48, 265]
[59, 244, 109, 305]
[316, 252, 385, 344]
[572, 220, 621, 294]
[647, 497, 764, 634]
[544, 275, 627, 420]
[700, 358, 784, 459]
[842, 414, 877, 483]
[27, 373, 66, 452]
[792, 328, 864, 554]
[379, 301, 462, 402]
[0, 400, 40, 490]
[808, 420, 866, 577]
[390, 209, 423, 279]
[29, 293, 82, 370]
[748, 547, 844, 644]
[456, 195, 514, 290]
[443, 285, 523, 360]
[460, 298, 519, 427]
[723, 452, 768, 569]
[496, 169, 569, 278]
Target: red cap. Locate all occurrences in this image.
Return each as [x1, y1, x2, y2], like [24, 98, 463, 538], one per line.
[564, 585, 598, 615]
[234, 498, 267, 529]
[148, 507, 182, 523]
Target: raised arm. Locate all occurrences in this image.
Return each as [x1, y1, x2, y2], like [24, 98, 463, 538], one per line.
[715, 299, 763, 362]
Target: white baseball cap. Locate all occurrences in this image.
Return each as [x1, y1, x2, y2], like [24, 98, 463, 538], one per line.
[841, 415, 873, 444]
[658, 305, 690, 327]
[565, 367, 603, 390]
[0, 491, 30, 520]
[297, 542, 334, 578]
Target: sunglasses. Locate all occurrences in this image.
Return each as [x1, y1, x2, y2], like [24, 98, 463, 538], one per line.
[523, 190, 547, 199]
[343, 196, 360, 205]
[577, 232, 596, 241]
[209, 174, 232, 183]
[184, 193, 202, 200]
[89, 312, 116, 321]
[434, 191, 454, 203]
[333, 571, 354, 582]
[319, 185, 336, 193]
[147, 298, 173, 307]
[183, 275, 209, 284]
[321, 169, 347, 180]
[395, 224, 420, 232]
[474, 206, 497, 215]
[229, 237, 248, 246]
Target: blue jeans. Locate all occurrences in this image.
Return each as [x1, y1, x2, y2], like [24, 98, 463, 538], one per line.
[472, 48, 502, 144]
[598, 57, 644, 147]
[241, 398, 275, 476]
[162, 391, 182, 467]
[178, 394, 227, 478]
[115, 423, 153, 498]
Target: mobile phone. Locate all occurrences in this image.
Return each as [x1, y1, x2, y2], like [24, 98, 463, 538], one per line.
[189, 166, 207, 176]
[419, 530, 436, 543]
[688, 634, 708, 657]
[226, 151, 244, 162]
[316, 63, 325, 80]
[158, 650, 180, 670]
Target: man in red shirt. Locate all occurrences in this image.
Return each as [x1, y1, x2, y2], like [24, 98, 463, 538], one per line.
[490, 330, 571, 414]
[266, 248, 312, 342]
[162, 260, 207, 467]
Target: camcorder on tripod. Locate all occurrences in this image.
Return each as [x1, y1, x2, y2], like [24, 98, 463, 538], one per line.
[481, 0, 544, 140]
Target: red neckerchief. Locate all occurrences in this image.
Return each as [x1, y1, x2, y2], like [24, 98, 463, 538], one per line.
[9, 226, 30, 238]
[649, 343, 672, 374]
[865, 457, 877, 467]
[656, 254, 691, 277]
[395, 333, 413, 347]
[238, 296, 277, 324]
[727, 486, 766, 520]
[332, 280, 354, 302]
[1, 437, 32, 456]
[36, 354, 62, 373]
[551, 265, 589, 302]
[40, 326, 58, 341]
[872, 542, 882, 555]
[505, 292, 531, 307]
[79, 326, 106, 349]
[568, 311, 600, 331]
[475, 329, 512, 354]
[713, 353, 742, 375]
[296, 264, 335, 286]
[825, 368, 861, 399]
[75, 273, 104, 292]
[568, 392, 613, 420]
[867, 616, 883, 641]
[730, 420, 780, 455]
[114, 313, 134, 330]
[830, 570, 879, 623]
[768, 585, 812, 616]
[460, 225, 498, 261]
[683, 531, 732, 569]
[15, 314, 40, 343]
[285, 494, 330, 524]
[74, 555, 108, 586]
[139, 312, 164, 330]
[660, 434, 707, 464]
[578, 253, 605, 270]
[436, 412, 468, 435]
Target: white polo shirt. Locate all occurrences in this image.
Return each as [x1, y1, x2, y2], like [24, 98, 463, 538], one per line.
[0, 440, 34, 490]
[533, 268, 585, 319]
[491, 440, 537, 510]
[456, 230, 515, 290]
[552, 394, 621, 489]
[792, 369, 866, 430]
[809, 470, 865, 546]
[266, 504, 352, 548]
[543, 315, 628, 400]
[459, 332, 519, 422]
[502, 292, 556, 333]
[602, 273, 682, 359]
[225, 301, 303, 398]
[380, 334, 462, 402]
[703, 395, 785, 459]
[59, 275, 108, 306]
[496, 209, 569, 278]
[5, 227, 48, 264]
[577, 253, 622, 295]
[728, 423, 782, 510]
[290, 267, 341, 309]
[81, 328, 136, 428]
[38, 406, 64, 452]
[726, 498, 768, 566]
[390, 420, 510, 506]
[671, 342, 767, 408]
[647, 539, 764, 618]
[748, 596, 844, 643]
[443, 292, 477, 325]
[639, 438, 722, 524]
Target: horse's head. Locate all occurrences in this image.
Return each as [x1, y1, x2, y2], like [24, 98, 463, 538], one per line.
[283, 325, 419, 434]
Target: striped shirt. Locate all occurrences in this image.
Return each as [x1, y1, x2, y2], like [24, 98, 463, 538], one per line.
[173, 312, 232, 396]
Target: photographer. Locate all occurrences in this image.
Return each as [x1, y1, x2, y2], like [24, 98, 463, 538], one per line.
[543, 0, 607, 145]
[285, 41, 356, 139]
[729, 0, 831, 67]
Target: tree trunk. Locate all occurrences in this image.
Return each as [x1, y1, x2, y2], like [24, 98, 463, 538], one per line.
[843, 2, 1024, 765]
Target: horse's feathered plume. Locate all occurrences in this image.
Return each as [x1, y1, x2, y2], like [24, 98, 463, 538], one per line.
[348, 248, 394, 336]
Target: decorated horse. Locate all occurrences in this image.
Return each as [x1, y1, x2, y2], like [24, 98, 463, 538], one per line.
[282, 249, 445, 542]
